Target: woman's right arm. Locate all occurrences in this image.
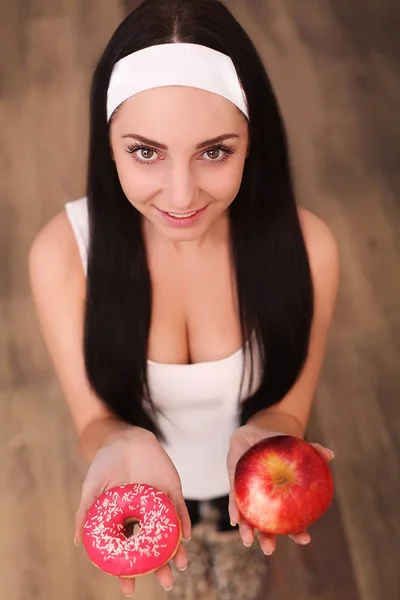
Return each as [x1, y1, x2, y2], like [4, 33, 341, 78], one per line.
[29, 212, 191, 595]
[28, 211, 132, 462]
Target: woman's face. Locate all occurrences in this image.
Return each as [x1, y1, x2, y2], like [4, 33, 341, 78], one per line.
[109, 86, 249, 242]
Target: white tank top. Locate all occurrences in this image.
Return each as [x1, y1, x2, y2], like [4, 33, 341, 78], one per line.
[65, 197, 260, 500]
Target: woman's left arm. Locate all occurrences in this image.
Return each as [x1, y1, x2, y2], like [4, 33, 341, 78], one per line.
[227, 209, 340, 553]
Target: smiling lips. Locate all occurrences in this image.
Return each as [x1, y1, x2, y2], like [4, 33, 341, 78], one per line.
[167, 210, 198, 218]
[156, 205, 208, 227]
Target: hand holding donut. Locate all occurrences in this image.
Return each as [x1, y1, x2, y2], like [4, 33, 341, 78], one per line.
[75, 426, 190, 597]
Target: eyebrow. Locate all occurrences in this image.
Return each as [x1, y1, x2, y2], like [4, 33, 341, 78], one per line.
[121, 132, 240, 150]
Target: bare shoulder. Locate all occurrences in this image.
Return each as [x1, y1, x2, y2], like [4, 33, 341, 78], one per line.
[29, 210, 83, 289]
[298, 207, 340, 316]
[298, 207, 339, 268]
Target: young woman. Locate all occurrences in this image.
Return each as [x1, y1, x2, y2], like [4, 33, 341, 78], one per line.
[29, 0, 339, 598]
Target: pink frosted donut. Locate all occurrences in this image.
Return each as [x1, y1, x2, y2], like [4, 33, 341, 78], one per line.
[83, 483, 182, 578]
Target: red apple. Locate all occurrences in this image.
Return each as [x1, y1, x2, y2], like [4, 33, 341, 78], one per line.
[234, 435, 334, 535]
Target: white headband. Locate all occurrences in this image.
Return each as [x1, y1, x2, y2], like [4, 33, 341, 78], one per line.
[107, 43, 249, 121]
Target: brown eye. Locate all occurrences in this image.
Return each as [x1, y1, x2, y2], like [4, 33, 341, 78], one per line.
[140, 148, 155, 160]
[126, 144, 160, 164]
[206, 149, 222, 160]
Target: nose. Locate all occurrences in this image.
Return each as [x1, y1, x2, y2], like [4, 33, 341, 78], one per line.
[165, 162, 198, 211]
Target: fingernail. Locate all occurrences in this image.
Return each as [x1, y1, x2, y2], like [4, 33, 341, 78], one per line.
[74, 538, 80, 547]
[230, 521, 237, 527]
[124, 594, 134, 598]
[164, 586, 173, 592]
[243, 540, 252, 547]
[263, 549, 273, 556]
[300, 538, 311, 545]
[326, 448, 335, 459]
[178, 564, 188, 572]
[183, 536, 191, 541]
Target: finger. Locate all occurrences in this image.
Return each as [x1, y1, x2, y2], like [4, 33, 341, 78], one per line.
[288, 530, 311, 545]
[258, 531, 276, 556]
[228, 490, 240, 527]
[311, 443, 335, 462]
[75, 480, 105, 545]
[239, 517, 255, 547]
[119, 576, 136, 598]
[172, 541, 188, 572]
[155, 562, 174, 592]
[170, 492, 192, 541]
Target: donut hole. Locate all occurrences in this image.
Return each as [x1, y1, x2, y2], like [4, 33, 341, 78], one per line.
[124, 517, 141, 538]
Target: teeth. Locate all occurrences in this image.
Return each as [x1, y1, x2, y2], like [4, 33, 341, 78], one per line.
[167, 211, 197, 218]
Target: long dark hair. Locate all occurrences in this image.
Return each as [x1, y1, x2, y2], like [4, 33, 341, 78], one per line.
[84, 0, 314, 440]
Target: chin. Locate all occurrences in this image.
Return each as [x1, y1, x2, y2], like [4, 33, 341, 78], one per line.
[154, 215, 214, 241]
[163, 226, 207, 242]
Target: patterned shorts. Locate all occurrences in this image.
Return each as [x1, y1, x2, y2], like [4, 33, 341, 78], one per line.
[168, 495, 269, 600]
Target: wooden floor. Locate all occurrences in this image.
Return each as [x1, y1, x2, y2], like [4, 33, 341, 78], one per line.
[1, 1, 399, 599]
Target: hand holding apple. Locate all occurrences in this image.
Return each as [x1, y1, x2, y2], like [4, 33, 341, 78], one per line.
[227, 425, 334, 555]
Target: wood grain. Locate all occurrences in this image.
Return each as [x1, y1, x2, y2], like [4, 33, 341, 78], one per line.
[1, 1, 399, 599]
